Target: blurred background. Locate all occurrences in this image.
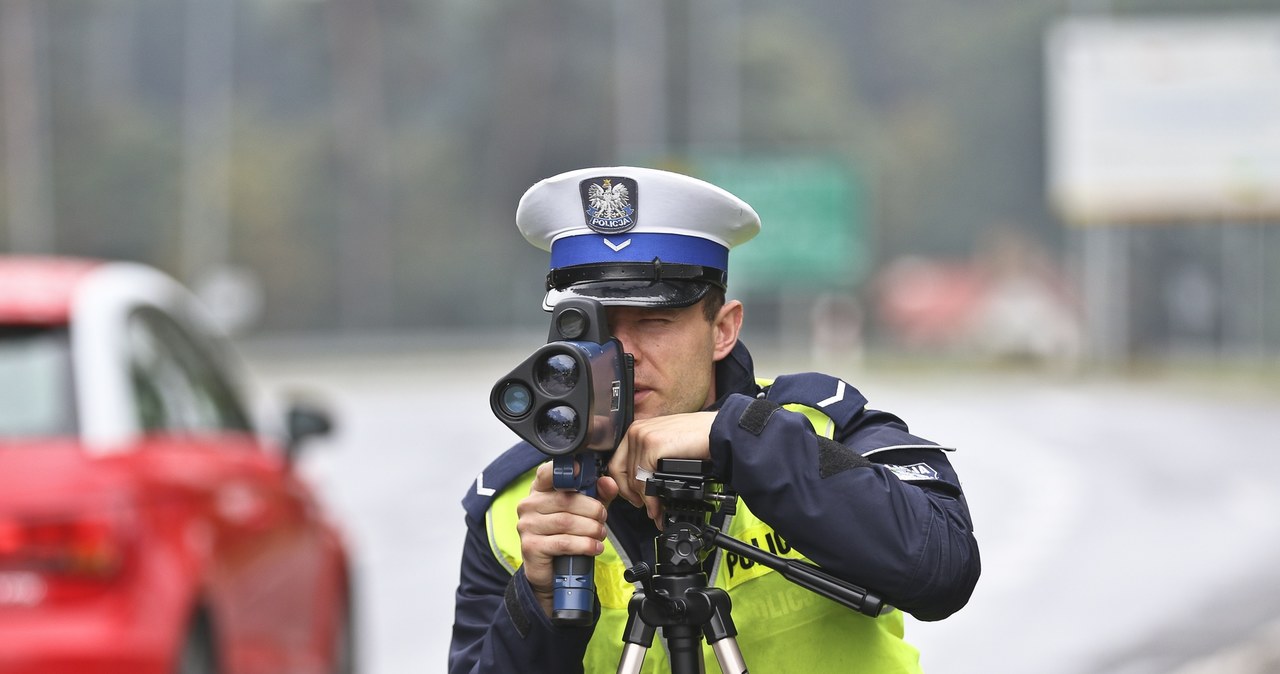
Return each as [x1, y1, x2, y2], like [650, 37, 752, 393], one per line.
[3, 0, 1280, 672]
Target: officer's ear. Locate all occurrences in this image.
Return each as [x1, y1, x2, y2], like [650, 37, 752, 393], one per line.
[711, 299, 743, 362]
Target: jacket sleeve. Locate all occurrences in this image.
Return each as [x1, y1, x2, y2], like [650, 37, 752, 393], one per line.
[448, 511, 595, 673]
[707, 389, 980, 622]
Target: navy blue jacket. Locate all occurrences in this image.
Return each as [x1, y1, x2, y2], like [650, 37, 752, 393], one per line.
[449, 342, 980, 673]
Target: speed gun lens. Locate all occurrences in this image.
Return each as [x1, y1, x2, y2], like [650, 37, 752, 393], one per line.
[536, 405, 581, 452]
[536, 353, 579, 396]
[497, 382, 533, 418]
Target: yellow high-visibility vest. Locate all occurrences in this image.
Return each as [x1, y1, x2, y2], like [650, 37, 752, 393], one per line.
[484, 393, 922, 673]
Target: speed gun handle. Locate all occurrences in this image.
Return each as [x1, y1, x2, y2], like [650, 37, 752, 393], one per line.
[549, 453, 602, 626]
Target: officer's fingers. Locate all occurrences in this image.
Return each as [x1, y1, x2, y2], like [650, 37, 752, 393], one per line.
[517, 509, 607, 541]
[607, 441, 644, 509]
[628, 412, 715, 461]
[530, 461, 556, 493]
[515, 487, 565, 520]
[606, 439, 630, 483]
[614, 478, 643, 511]
[595, 475, 621, 508]
[642, 495, 664, 529]
[517, 489, 607, 522]
[523, 533, 605, 562]
[520, 532, 604, 604]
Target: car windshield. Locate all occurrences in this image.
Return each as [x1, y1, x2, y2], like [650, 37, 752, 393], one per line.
[0, 326, 77, 438]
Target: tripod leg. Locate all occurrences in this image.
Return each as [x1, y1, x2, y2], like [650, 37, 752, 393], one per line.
[616, 643, 649, 674]
[703, 587, 747, 674]
[617, 593, 654, 674]
[711, 637, 748, 674]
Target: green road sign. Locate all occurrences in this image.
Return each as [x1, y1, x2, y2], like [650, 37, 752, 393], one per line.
[694, 156, 868, 291]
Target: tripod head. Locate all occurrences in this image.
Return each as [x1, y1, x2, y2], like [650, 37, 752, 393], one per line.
[618, 458, 890, 673]
[641, 459, 736, 578]
[638, 458, 887, 618]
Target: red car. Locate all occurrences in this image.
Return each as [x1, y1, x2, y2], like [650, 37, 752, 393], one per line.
[0, 257, 354, 674]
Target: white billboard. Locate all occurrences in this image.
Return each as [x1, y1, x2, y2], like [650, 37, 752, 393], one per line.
[1046, 16, 1280, 224]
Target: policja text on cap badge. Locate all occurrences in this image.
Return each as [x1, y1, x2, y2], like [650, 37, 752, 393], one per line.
[580, 177, 638, 234]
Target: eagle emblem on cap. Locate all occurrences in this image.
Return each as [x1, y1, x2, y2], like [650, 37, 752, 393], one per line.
[580, 177, 638, 233]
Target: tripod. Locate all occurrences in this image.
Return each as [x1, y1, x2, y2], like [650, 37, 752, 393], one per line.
[615, 459, 888, 674]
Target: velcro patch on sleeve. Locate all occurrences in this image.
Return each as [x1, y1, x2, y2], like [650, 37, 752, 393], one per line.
[738, 398, 781, 436]
[817, 436, 874, 478]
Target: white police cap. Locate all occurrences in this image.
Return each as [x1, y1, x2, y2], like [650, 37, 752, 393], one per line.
[516, 166, 761, 310]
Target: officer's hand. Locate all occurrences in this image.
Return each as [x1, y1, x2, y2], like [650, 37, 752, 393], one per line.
[516, 460, 620, 618]
[608, 411, 717, 527]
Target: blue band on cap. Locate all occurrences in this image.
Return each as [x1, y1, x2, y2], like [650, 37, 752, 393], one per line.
[550, 233, 728, 271]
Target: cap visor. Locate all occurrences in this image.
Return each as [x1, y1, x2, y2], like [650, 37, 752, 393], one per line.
[543, 280, 711, 311]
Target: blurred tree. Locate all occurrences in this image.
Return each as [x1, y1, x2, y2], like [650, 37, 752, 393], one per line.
[738, 8, 880, 153]
[1, 0, 56, 253]
[229, 120, 336, 330]
[3, 0, 1273, 350]
[327, 0, 396, 330]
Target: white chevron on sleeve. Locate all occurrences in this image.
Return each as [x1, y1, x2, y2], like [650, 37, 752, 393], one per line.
[475, 472, 496, 497]
[817, 380, 847, 408]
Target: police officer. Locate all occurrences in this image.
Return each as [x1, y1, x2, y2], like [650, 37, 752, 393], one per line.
[449, 167, 980, 673]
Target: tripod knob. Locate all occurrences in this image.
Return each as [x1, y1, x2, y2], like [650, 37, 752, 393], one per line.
[658, 523, 708, 574]
[625, 563, 655, 595]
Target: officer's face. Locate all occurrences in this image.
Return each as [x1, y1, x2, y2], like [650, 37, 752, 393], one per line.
[607, 298, 742, 420]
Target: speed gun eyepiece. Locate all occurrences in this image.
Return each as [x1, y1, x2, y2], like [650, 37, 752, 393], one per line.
[490, 298, 634, 457]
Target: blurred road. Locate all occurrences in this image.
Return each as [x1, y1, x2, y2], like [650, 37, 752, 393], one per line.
[244, 340, 1280, 674]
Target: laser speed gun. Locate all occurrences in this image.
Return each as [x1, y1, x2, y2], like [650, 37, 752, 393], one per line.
[490, 297, 634, 625]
